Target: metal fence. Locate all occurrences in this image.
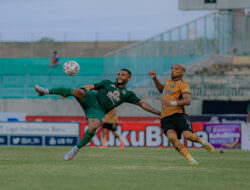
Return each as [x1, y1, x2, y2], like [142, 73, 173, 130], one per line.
[0, 32, 156, 42]
[131, 74, 250, 100]
[0, 74, 249, 100]
[104, 11, 250, 88]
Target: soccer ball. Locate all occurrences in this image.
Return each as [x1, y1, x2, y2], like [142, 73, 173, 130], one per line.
[63, 61, 80, 76]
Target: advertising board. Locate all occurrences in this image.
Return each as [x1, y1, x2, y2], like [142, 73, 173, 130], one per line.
[0, 122, 80, 146]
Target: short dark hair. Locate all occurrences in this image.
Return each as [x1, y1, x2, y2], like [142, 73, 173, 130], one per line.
[53, 51, 57, 54]
[121, 69, 132, 77]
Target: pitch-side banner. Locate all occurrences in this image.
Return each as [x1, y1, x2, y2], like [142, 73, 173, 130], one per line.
[203, 123, 241, 149]
[0, 113, 26, 122]
[0, 122, 80, 146]
[80, 122, 207, 148]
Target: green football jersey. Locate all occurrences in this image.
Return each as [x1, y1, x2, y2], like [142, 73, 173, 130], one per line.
[247, 104, 250, 113]
[94, 80, 141, 113]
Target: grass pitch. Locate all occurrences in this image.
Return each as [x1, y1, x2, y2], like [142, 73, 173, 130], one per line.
[0, 147, 250, 190]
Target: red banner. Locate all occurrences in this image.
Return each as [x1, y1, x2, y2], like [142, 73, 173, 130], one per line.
[25, 116, 241, 148]
[80, 122, 208, 148]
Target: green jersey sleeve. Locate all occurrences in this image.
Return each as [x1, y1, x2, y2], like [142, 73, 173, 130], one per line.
[94, 80, 111, 90]
[126, 92, 141, 104]
[247, 104, 250, 113]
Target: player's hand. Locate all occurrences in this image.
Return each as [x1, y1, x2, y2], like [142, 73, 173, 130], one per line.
[161, 100, 171, 106]
[149, 71, 156, 79]
[156, 111, 161, 116]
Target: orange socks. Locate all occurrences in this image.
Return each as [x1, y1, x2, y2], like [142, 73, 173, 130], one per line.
[175, 141, 193, 160]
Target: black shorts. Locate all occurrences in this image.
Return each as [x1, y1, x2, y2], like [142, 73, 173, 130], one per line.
[160, 113, 193, 139]
[102, 123, 117, 131]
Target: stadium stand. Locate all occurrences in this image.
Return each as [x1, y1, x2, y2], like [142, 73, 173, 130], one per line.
[104, 12, 250, 101]
[195, 56, 250, 75]
[1, 12, 250, 101]
[0, 42, 135, 57]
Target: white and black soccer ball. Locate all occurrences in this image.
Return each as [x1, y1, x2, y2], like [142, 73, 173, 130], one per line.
[63, 61, 80, 76]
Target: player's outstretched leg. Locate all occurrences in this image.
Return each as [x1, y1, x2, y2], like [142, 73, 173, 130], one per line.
[167, 130, 198, 165]
[182, 131, 215, 153]
[35, 85, 76, 98]
[64, 118, 101, 161]
[112, 131, 124, 148]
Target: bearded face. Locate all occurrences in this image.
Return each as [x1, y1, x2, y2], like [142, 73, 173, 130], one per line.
[116, 70, 131, 85]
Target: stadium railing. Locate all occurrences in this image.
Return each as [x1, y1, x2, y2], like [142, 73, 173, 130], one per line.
[104, 12, 250, 88]
[0, 74, 249, 100]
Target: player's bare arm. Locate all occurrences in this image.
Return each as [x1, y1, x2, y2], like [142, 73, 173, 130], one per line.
[162, 93, 191, 107]
[149, 71, 164, 93]
[80, 84, 95, 91]
[136, 101, 161, 116]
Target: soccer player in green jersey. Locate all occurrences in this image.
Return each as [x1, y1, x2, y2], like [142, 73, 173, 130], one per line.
[35, 69, 161, 160]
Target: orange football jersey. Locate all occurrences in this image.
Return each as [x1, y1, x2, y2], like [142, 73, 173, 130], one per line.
[161, 79, 191, 118]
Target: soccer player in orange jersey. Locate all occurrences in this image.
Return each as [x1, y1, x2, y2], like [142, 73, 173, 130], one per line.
[149, 64, 215, 165]
[100, 108, 124, 148]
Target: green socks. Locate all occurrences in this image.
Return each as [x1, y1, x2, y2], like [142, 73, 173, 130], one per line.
[49, 88, 74, 97]
[77, 129, 96, 148]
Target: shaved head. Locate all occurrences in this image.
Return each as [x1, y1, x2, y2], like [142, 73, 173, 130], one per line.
[171, 64, 186, 80]
[174, 64, 186, 72]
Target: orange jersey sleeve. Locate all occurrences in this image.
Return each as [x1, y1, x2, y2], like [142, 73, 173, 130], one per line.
[179, 81, 191, 94]
[161, 79, 190, 118]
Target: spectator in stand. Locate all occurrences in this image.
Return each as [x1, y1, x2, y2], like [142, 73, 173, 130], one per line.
[50, 51, 60, 68]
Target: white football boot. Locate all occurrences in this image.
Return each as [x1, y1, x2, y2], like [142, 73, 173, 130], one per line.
[35, 85, 49, 96]
[64, 146, 79, 161]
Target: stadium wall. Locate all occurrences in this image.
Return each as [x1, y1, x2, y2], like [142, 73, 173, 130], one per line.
[0, 99, 202, 116]
[0, 41, 136, 57]
[203, 100, 250, 114]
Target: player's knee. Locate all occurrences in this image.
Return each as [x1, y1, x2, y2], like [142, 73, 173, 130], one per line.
[88, 119, 101, 131]
[167, 135, 175, 143]
[167, 132, 177, 143]
[186, 133, 198, 142]
[89, 126, 99, 132]
[73, 88, 86, 100]
[191, 134, 199, 141]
